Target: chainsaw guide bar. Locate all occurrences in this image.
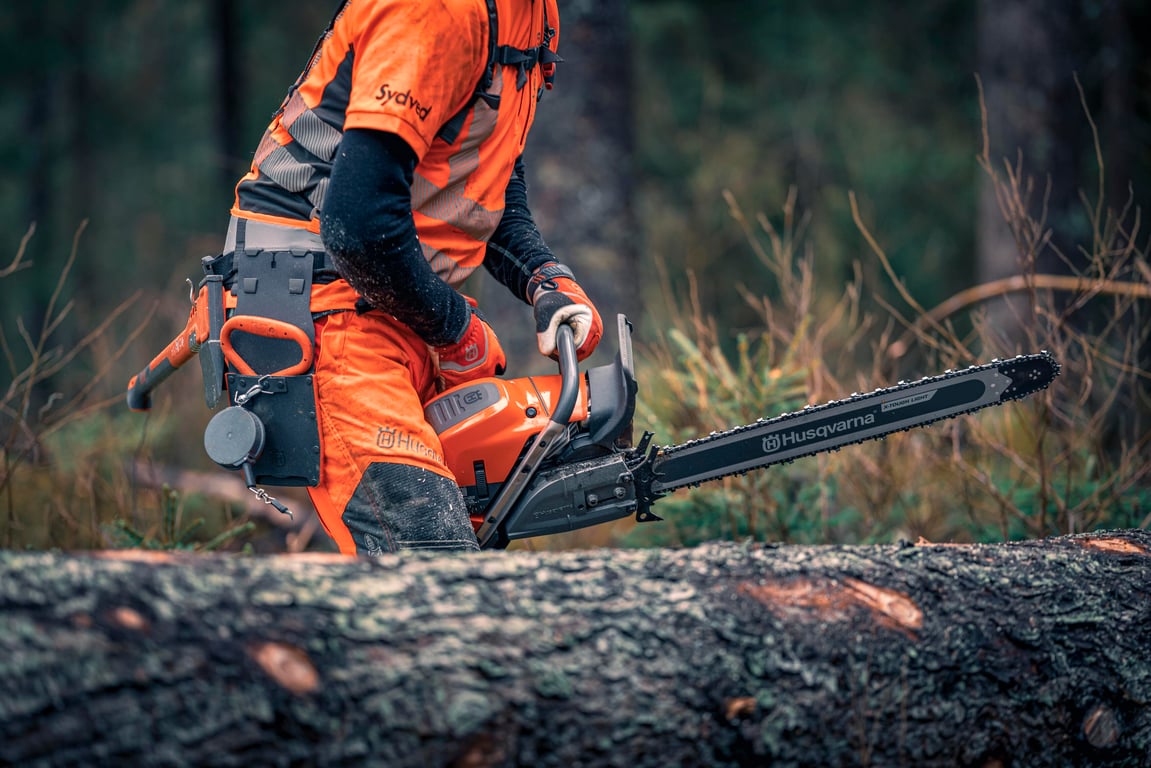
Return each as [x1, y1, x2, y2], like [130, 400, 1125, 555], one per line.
[640, 351, 1061, 499]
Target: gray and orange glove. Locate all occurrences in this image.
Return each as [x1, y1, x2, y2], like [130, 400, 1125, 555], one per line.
[528, 263, 603, 361]
[434, 297, 506, 391]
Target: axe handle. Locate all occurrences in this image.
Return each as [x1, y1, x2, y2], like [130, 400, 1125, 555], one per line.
[126, 309, 199, 412]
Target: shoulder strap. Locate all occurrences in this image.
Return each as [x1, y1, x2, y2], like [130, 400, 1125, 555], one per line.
[498, 1, 560, 92]
[437, 0, 562, 145]
[438, 0, 500, 145]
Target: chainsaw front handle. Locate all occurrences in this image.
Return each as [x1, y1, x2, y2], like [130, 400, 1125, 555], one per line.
[476, 323, 578, 547]
[550, 323, 580, 425]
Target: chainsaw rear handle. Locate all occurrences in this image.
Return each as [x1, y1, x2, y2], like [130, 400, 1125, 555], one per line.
[476, 323, 579, 548]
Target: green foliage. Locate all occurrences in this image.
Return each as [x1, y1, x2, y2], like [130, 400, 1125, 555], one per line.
[622, 316, 829, 546]
[104, 485, 254, 552]
[617, 139, 1150, 547]
[631, 0, 979, 337]
[1, 227, 261, 552]
[622, 190, 890, 546]
[638, 327, 808, 443]
[2, 2, 1147, 552]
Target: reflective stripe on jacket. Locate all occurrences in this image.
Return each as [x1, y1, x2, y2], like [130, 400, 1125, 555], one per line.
[231, 0, 560, 290]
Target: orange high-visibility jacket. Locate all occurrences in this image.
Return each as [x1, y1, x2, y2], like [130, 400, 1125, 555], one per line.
[231, 0, 560, 290]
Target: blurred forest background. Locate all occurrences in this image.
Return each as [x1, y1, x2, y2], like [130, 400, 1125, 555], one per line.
[1, 0, 1149, 552]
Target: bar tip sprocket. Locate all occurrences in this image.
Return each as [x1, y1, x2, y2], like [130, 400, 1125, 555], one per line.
[998, 350, 1061, 401]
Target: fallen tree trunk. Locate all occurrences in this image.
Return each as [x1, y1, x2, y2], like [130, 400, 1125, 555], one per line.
[1, 530, 1149, 767]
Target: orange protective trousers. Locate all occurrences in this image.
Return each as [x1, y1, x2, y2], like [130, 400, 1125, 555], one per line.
[304, 282, 480, 555]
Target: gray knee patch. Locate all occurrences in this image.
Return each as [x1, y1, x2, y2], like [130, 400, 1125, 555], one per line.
[342, 463, 480, 555]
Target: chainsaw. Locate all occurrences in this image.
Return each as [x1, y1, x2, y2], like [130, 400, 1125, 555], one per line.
[128, 292, 1060, 549]
[428, 315, 1060, 549]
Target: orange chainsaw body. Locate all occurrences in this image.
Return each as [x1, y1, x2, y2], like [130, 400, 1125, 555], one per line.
[428, 374, 590, 529]
[423, 316, 638, 546]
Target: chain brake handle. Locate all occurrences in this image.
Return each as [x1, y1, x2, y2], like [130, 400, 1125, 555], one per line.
[220, 315, 313, 377]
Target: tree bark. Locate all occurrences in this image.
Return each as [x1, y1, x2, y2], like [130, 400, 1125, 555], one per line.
[2, 530, 1149, 767]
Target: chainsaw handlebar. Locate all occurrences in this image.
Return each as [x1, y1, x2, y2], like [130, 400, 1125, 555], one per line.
[476, 322, 579, 548]
[550, 323, 580, 426]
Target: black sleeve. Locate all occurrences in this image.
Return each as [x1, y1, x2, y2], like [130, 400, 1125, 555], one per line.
[483, 156, 557, 303]
[320, 128, 469, 347]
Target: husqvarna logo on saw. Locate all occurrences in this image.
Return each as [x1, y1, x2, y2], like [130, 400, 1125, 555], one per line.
[762, 412, 877, 453]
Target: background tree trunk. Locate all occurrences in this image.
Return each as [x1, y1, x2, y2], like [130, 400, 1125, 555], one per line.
[2, 530, 1149, 766]
[975, 0, 1150, 455]
[975, 0, 1086, 340]
[211, 0, 243, 195]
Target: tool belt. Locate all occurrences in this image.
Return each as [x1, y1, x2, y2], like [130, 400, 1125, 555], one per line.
[200, 218, 327, 489]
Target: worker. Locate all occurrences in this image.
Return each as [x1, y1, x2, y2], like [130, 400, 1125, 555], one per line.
[203, 0, 603, 555]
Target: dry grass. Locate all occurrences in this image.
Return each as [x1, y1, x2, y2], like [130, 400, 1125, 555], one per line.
[618, 82, 1149, 547]
[0, 224, 269, 551]
[3, 82, 1146, 551]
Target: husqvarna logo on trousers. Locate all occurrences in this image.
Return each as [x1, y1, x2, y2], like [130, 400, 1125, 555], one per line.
[375, 427, 444, 464]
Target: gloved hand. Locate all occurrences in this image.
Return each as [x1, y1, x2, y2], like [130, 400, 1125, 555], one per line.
[529, 262, 603, 361]
[434, 298, 506, 391]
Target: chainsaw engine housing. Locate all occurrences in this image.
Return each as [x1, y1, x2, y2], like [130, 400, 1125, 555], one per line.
[425, 316, 637, 538]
